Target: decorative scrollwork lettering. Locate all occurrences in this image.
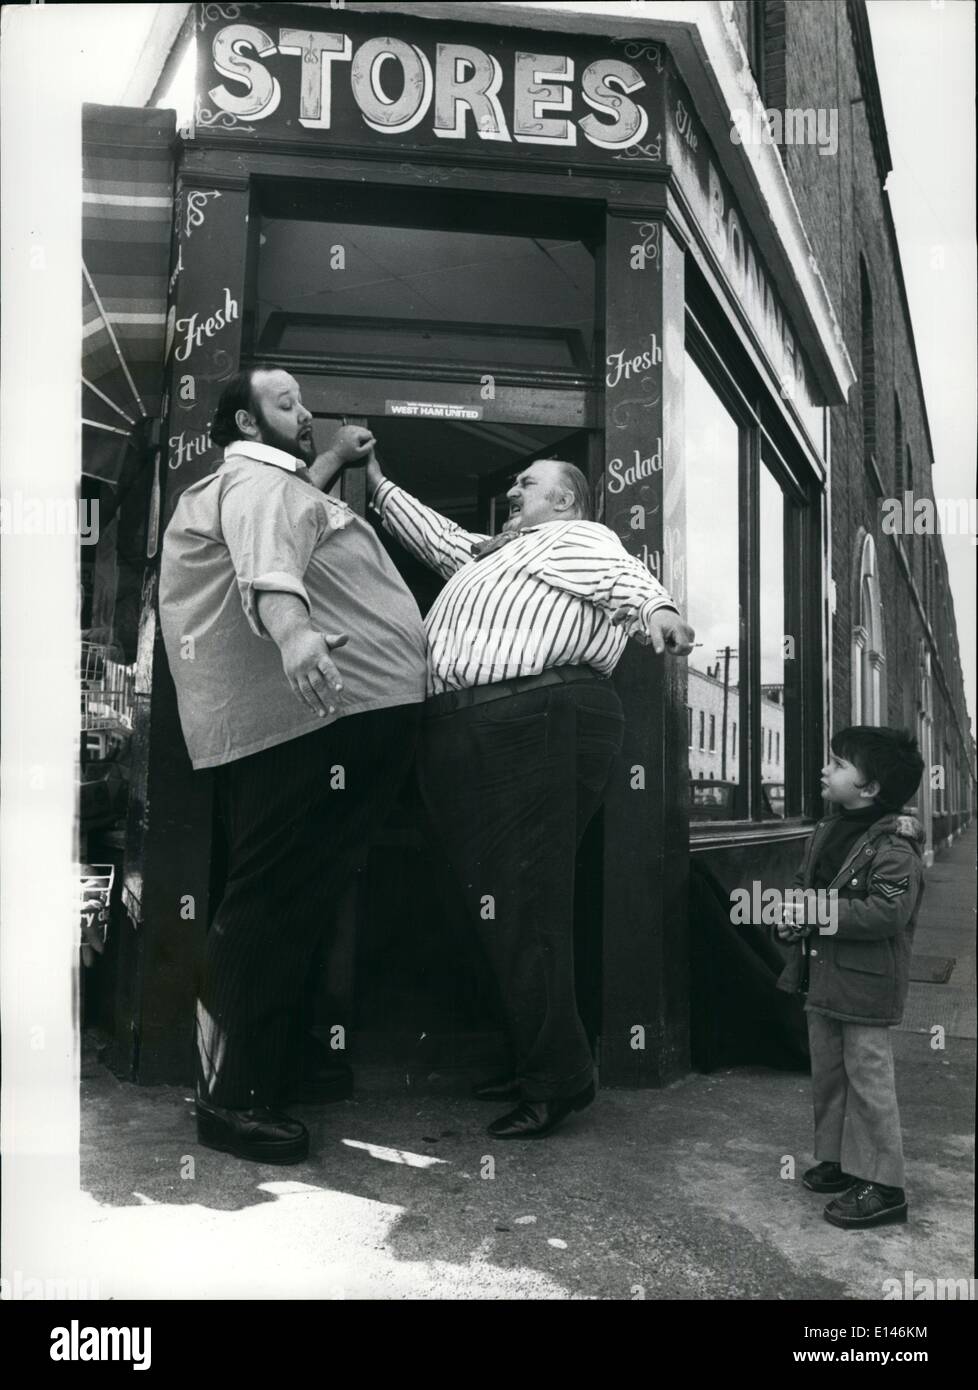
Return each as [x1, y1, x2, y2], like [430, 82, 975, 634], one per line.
[195, 97, 255, 133]
[610, 39, 665, 73]
[612, 133, 664, 163]
[185, 190, 223, 238]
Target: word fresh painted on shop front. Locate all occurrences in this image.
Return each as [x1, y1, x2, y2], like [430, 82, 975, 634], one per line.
[205, 25, 653, 150]
[173, 288, 239, 363]
[605, 336, 662, 389]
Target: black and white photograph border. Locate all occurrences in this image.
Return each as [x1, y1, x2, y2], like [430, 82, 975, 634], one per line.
[0, 0, 975, 1329]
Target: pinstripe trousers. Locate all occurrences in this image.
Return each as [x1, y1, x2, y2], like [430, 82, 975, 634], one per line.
[196, 704, 421, 1108]
[417, 676, 625, 1101]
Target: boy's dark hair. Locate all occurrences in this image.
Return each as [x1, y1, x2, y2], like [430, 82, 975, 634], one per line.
[210, 364, 277, 448]
[830, 726, 925, 811]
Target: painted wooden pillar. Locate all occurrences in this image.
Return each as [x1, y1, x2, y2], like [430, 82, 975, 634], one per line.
[600, 206, 690, 1086]
[119, 170, 251, 1083]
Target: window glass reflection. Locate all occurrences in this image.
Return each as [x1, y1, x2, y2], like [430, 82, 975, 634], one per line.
[759, 465, 786, 818]
[685, 354, 742, 820]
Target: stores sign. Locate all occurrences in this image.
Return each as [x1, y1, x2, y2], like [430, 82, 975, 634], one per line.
[197, 6, 661, 158]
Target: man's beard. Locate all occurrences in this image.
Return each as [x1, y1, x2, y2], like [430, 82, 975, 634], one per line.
[255, 406, 315, 463]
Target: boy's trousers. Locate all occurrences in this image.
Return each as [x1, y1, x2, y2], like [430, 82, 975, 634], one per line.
[807, 1011, 905, 1188]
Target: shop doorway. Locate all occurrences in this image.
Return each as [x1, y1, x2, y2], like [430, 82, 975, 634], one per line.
[233, 178, 605, 1069]
[304, 409, 603, 1069]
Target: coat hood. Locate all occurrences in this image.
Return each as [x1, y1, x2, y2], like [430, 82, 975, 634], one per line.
[876, 812, 925, 847]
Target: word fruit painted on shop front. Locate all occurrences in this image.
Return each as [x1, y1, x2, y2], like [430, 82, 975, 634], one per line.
[207, 25, 651, 149]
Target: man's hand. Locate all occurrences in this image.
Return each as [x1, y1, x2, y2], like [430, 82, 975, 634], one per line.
[612, 606, 696, 655]
[280, 627, 349, 716]
[305, 425, 375, 492]
[330, 424, 375, 467]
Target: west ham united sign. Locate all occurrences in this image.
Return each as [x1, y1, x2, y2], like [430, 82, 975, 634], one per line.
[195, 2, 667, 164]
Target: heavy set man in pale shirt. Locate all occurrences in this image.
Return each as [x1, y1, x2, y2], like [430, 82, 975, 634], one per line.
[159, 366, 427, 1164]
[362, 451, 695, 1138]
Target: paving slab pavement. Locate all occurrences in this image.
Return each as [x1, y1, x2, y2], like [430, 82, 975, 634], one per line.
[71, 827, 975, 1300]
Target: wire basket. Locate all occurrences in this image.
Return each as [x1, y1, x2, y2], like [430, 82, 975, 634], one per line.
[79, 863, 115, 953]
[81, 641, 134, 732]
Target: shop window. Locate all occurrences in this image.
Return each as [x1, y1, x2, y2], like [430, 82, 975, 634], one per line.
[852, 532, 885, 723]
[685, 313, 813, 824]
[248, 184, 596, 380]
[759, 462, 791, 817]
[686, 351, 743, 819]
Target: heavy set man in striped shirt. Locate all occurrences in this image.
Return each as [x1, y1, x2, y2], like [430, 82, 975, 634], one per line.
[362, 451, 695, 1138]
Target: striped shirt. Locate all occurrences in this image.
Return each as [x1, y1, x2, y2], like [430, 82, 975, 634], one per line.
[373, 480, 679, 695]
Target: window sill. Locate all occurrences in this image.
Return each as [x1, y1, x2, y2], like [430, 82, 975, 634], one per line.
[689, 818, 814, 851]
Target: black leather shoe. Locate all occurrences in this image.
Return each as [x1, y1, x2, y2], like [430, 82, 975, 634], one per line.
[823, 1181, 908, 1229]
[803, 1161, 857, 1194]
[196, 1101, 309, 1164]
[287, 1058, 354, 1105]
[487, 1082, 595, 1139]
[472, 1076, 520, 1102]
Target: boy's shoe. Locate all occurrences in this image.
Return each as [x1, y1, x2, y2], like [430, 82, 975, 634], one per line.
[823, 1181, 908, 1229]
[803, 1160, 857, 1193]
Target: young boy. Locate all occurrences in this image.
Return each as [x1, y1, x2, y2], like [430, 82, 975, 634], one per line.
[777, 726, 926, 1228]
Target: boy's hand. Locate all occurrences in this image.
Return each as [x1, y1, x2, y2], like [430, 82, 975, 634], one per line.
[777, 901, 812, 942]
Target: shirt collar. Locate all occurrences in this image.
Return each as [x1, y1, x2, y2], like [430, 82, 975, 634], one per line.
[223, 441, 301, 473]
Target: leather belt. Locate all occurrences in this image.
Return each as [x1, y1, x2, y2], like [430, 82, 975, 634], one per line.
[425, 664, 607, 717]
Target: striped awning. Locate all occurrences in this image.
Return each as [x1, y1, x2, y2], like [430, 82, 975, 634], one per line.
[82, 103, 176, 483]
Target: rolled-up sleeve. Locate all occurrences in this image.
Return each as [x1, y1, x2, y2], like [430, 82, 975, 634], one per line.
[219, 474, 325, 639]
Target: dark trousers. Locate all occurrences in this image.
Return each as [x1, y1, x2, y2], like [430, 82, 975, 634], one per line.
[417, 675, 625, 1101]
[197, 704, 420, 1108]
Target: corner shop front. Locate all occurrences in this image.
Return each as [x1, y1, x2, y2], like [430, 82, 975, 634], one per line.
[87, 2, 852, 1087]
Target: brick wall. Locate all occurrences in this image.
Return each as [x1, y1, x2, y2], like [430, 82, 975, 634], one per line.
[749, 0, 975, 813]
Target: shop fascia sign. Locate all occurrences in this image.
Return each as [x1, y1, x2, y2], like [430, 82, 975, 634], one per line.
[665, 66, 819, 416]
[196, 5, 663, 157]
